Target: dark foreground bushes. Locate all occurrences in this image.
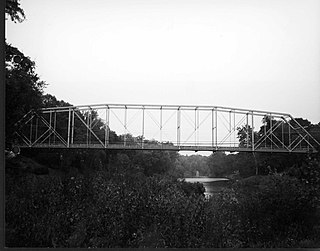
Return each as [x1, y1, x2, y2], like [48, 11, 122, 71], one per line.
[233, 174, 320, 247]
[5, 168, 320, 248]
[5, 171, 207, 248]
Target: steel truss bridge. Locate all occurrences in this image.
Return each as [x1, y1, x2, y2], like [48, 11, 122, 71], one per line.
[13, 103, 320, 153]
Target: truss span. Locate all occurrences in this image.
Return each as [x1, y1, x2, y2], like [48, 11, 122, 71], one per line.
[12, 103, 320, 153]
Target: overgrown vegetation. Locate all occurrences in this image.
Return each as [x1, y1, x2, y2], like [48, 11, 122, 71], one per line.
[6, 156, 320, 248]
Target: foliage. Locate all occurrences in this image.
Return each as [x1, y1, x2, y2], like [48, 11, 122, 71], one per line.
[110, 150, 179, 177]
[5, 0, 25, 23]
[42, 94, 72, 108]
[287, 156, 320, 206]
[171, 154, 210, 178]
[237, 125, 258, 148]
[5, 43, 47, 141]
[6, 161, 320, 248]
[5, 171, 205, 248]
[178, 180, 206, 197]
[207, 152, 240, 177]
[233, 174, 320, 247]
[309, 124, 320, 151]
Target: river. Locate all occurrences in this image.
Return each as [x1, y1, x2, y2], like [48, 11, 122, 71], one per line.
[183, 177, 230, 196]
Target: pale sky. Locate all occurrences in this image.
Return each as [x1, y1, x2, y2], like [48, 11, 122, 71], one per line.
[6, 0, 320, 124]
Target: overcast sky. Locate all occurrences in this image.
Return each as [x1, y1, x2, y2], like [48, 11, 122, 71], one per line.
[6, 0, 320, 124]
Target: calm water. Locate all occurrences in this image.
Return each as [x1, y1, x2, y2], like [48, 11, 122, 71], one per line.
[183, 177, 230, 196]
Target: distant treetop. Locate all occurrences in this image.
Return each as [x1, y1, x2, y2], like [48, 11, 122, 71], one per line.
[5, 0, 25, 23]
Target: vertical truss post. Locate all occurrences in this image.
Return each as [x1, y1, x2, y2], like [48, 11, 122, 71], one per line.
[105, 106, 110, 147]
[142, 106, 145, 148]
[288, 119, 291, 151]
[89, 109, 92, 144]
[246, 113, 249, 148]
[212, 109, 214, 148]
[160, 106, 163, 146]
[67, 108, 71, 148]
[177, 107, 181, 147]
[215, 108, 218, 149]
[281, 120, 284, 149]
[124, 106, 127, 146]
[30, 116, 33, 145]
[195, 108, 196, 146]
[251, 112, 255, 151]
[53, 112, 56, 144]
[270, 113, 273, 150]
[233, 111, 236, 147]
[71, 109, 75, 145]
[195, 108, 198, 146]
[229, 111, 231, 147]
[197, 108, 199, 146]
[49, 111, 52, 146]
[264, 116, 267, 148]
[86, 110, 89, 146]
[35, 116, 38, 144]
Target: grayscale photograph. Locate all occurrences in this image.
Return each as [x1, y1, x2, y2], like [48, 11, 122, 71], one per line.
[4, 0, 320, 248]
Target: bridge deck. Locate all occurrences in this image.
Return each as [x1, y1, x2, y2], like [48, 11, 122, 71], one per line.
[17, 143, 314, 153]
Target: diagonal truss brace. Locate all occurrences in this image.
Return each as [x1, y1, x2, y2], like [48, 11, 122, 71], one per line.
[13, 111, 68, 147]
[286, 116, 320, 151]
[33, 113, 68, 146]
[254, 119, 284, 150]
[74, 110, 105, 148]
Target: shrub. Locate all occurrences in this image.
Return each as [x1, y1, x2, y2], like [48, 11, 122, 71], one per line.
[233, 174, 319, 247]
[6, 170, 208, 248]
[6, 166, 319, 248]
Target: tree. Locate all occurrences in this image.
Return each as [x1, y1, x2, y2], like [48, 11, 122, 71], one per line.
[173, 155, 210, 177]
[5, 0, 25, 23]
[6, 43, 47, 142]
[237, 125, 258, 148]
[5, 0, 43, 143]
[130, 150, 178, 176]
[207, 152, 236, 177]
[309, 124, 320, 151]
[42, 94, 71, 108]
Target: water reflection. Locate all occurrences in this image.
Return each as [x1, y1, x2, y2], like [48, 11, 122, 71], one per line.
[183, 177, 229, 196]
